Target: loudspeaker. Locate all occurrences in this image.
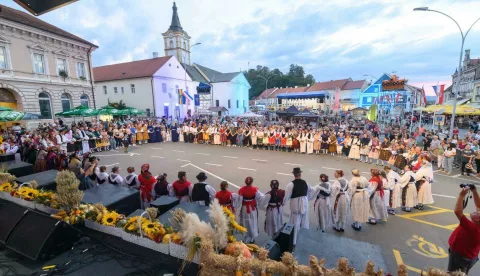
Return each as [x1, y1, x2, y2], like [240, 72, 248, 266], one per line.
[0, 203, 28, 244]
[273, 223, 295, 253]
[6, 210, 82, 260]
[263, 240, 282, 261]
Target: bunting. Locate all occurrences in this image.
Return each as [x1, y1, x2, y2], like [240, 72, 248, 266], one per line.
[432, 84, 445, 105]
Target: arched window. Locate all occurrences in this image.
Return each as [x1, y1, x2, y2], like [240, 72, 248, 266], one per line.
[61, 93, 71, 112]
[80, 94, 89, 107]
[169, 40, 174, 49]
[38, 92, 52, 119]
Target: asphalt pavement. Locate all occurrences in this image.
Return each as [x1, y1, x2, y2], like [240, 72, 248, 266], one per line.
[92, 141, 480, 275]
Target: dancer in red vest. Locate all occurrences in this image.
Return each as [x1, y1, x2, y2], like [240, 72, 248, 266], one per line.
[238, 176, 264, 243]
[138, 163, 156, 208]
[171, 171, 192, 203]
[215, 181, 239, 213]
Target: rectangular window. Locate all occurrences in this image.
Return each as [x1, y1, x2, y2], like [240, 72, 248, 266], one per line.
[162, 83, 167, 93]
[56, 58, 67, 75]
[366, 97, 372, 103]
[103, 86, 107, 95]
[114, 87, 118, 94]
[121, 87, 124, 94]
[146, 108, 151, 117]
[216, 100, 219, 107]
[131, 84, 135, 93]
[236, 100, 239, 108]
[228, 100, 231, 109]
[0, 46, 7, 69]
[76, 62, 86, 78]
[476, 87, 480, 101]
[33, 53, 45, 74]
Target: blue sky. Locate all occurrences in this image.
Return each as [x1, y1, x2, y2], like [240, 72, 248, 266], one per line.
[4, 0, 480, 95]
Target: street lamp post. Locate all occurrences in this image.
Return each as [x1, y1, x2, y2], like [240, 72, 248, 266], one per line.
[414, 7, 480, 137]
[182, 42, 201, 119]
[257, 74, 276, 109]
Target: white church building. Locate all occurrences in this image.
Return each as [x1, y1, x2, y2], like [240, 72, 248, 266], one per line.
[93, 2, 250, 117]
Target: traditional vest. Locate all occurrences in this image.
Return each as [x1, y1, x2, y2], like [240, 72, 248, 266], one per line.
[239, 185, 258, 213]
[268, 189, 285, 209]
[316, 182, 331, 199]
[191, 183, 211, 206]
[173, 181, 190, 198]
[154, 180, 169, 196]
[125, 174, 137, 187]
[291, 179, 308, 199]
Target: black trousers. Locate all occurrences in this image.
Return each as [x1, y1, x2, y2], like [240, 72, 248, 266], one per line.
[461, 161, 471, 173]
[448, 248, 478, 275]
[476, 159, 480, 174]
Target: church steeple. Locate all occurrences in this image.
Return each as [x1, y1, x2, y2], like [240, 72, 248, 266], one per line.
[169, 2, 183, 32]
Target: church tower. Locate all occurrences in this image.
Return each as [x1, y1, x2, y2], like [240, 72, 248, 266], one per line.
[162, 2, 191, 64]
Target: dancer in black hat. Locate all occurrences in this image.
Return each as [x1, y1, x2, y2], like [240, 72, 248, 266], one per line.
[190, 172, 216, 206]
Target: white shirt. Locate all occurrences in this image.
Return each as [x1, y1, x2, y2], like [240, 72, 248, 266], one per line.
[108, 174, 124, 185]
[283, 179, 314, 215]
[12, 125, 21, 134]
[387, 170, 400, 190]
[124, 173, 139, 189]
[188, 182, 217, 206]
[6, 144, 18, 155]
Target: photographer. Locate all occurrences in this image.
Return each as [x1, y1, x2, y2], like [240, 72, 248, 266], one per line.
[448, 185, 480, 274]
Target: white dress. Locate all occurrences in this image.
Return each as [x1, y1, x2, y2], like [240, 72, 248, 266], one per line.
[348, 138, 361, 159]
[260, 190, 285, 237]
[387, 170, 400, 208]
[331, 178, 350, 227]
[415, 162, 434, 205]
[349, 176, 370, 223]
[283, 180, 314, 244]
[311, 182, 332, 231]
[368, 179, 388, 221]
[237, 188, 265, 243]
[299, 135, 307, 153]
[398, 171, 418, 208]
[306, 135, 314, 154]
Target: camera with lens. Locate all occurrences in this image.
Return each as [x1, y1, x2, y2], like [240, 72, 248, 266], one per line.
[460, 183, 476, 190]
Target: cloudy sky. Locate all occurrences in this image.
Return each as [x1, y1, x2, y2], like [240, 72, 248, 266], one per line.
[5, 0, 480, 95]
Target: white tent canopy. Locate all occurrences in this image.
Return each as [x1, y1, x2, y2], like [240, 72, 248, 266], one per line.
[236, 111, 263, 118]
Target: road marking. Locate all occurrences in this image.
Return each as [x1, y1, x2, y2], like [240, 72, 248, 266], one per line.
[186, 163, 239, 188]
[177, 159, 191, 162]
[172, 150, 185, 153]
[252, 159, 268, 162]
[205, 163, 222, 167]
[276, 172, 291, 176]
[393, 249, 424, 274]
[284, 163, 302, 166]
[150, 147, 163, 150]
[105, 163, 119, 167]
[322, 167, 338, 170]
[238, 167, 256, 171]
[444, 223, 459, 230]
[222, 156, 238, 159]
[397, 215, 454, 231]
[361, 172, 370, 174]
[94, 153, 140, 157]
[196, 153, 210, 156]
[451, 174, 462, 178]
[406, 235, 448, 259]
[181, 163, 190, 168]
[151, 156, 164, 159]
[432, 194, 456, 199]
[400, 209, 449, 218]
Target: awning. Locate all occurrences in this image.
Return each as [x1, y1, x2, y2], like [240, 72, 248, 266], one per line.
[442, 98, 470, 106]
[276, 91, 329, 99]
[208, 106, 228, 112]
[197, 82, 211, 93]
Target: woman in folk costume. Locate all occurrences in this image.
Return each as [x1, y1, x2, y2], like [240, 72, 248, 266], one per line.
[385, 165, 400, 215]
[154, 123, 162, 143]
[342, 133, 352, 158]
[256, 127, 264, 149]
[414, 154, 434, 210]
[259, 180, 285, 237]
[298, 130, 307, 154]
[306, 130, 314, 155]
[196, 125, 204, 144]
[236, 128, 244, 147]
[202, 124, 209, 144]
[331, 170, 349, 232]
[286, 130, 293, 152]
[320, 130, 329, 154]
[138, 164, 156, 208]
[328, 131, 337, 156]
[367, 169, 388, 225]
[237, 176, 264, 243]
[368, 136, 380, 164]
[170, 171, 192, 203]
[349, 169, 370, 231]
[398, 165, 418, 212]
[380, 171, 390, 213]
[378, 138, 392, 166]
[189, 123, 197, 144]
[359, 133, 371, 163]
[280, 128, 287, 152]
[215, 181, 239, 213]
[230, 126, 238, 147]
[283, 168, 315, 246]
[348, 134, 361, 161]
[251, 127, 258, 149]
[292, 130, 300, 153]
[147, 123, 155, 143]
[136, 123, 144, 144]
[219, 125, 226, 146]
[244, 127, 252, 147]
[213, 124, 220, 145]
[311, 174, 332, 232]
[268, 128, 275, 151]
[274, 128, 281, 151]
[313, 130, 321, 155]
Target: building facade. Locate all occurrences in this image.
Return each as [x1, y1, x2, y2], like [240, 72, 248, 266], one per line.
[445, 49, 478, 102]
[162, 2, 191, 65]
[0, 5, 97, 121]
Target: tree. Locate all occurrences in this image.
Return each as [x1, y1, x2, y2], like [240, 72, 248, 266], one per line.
[107, 99, 127, 109]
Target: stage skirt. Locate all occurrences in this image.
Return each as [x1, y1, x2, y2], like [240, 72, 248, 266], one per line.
[329, 143, 337, 153]
[321, 142, 329, 150]
[220, 134, 227, 143]
[292, 139, 300, 149]
[314, 197, 331, 231]
[197, 133, 203, 142]
[281, 138, 287, 146]
[265, 205, 284, 237]
[360, 146, 370, 155]
[268, 136, 275, 145]
[313, 140, 320, 151]
[368, 149, 380, 159]
[370, 191, 388, 221]
[350, 191, 369, 223]
[286, 138, 293, 147]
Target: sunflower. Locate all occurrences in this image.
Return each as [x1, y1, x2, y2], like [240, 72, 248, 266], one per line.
[230, 218, 247, 233]
[101, 211, 119, 226]
[0, 182, 13, 192]
[141, 220, 162, 236]
[222, 206, 235, 219]
[124, 216, 146, 232]
[17, 187, 39, 201]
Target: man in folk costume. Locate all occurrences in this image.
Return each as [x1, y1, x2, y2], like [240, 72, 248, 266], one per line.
[170, 171, 192, 203]
[76, 125, 90, 154]
[349, 169, 370, 231]
[182, 123, 189, 143]
[238, 176, 264, 243]
[368, 169, 388, 224]
[215, 181, 239, 213]
[385, 165, 400, 215]
[260, 180, 285, 237]
[55, 129, 67, 153]
[331, 170, 349, 232]
[190, 172, 216, 206]
[398, 165, 417, 212]
[283, 168, 314, 246]
[311, 174, 332, 232]
[414, 154, 434, 210]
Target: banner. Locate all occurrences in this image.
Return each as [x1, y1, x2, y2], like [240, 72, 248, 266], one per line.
[368, 104, 378, 122]
[334, 87, 340, 110]
[194, 94, 200, 106]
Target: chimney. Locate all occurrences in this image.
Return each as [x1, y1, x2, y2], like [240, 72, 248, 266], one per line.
[153, 52, 159, 58]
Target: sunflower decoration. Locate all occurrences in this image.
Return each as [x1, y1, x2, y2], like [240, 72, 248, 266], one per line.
[141, 220, 162, 236]
[123, 216, 147, 233]
[35, 191, 56, 206]
[222, 206, 235, 220]
[101, 211, 120, 227]
[16, 187, 39, 201]
[230, 218, 247, 233]
[0, 182, 16, 192]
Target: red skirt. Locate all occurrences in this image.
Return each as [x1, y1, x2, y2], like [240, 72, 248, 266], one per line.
[292, 139, 300, 149]
[268, 136, 275, 145]
[220, 134, 227, 142]
[281, 138, 287, 145]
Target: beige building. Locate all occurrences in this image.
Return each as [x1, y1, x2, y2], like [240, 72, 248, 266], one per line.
[0, 5, 97, 121]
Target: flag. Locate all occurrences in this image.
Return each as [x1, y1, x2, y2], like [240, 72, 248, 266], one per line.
[421, 86, 427, 107]
[178, 89, 186, 104]
[334, 86, 340, 110]
[432, 84, 445, 104]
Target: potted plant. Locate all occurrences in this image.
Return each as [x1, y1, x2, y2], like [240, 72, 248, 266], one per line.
[58, 70, 68, 81]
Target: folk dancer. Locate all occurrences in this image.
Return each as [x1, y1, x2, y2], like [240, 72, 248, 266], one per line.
[138, 164, 156, 208]
[171, 171, 192, 203]
[359, 133, 371, 163]
[414, 155, 434, 210]
[299, 130, 307, 154]
[385, 165, 400, 215]
[124, 167, 140, 189]
[328, 132, 337, 156]
[154, 173, 170, 198]
[320, 130, 329, 154]
[349, 169, 370, 231]
[311, 174, 332, 232]
[331, 170, 349, 232]
[306, 130, 314, 155]
[368, 169, 388, 225]
[56, 130, 67, 153]
[313, 130, 321, 155]
[190, 172, 216, 206]
[76, 126, 90, 154]
[398, 165, 418, 212]
[215, 181, 239, 213]
[108, 166, 124, 185]
[283, 168, 314, 246]
[348, 134, 361, 161]
[260, 180, 285, 237]
[336, 132, 345, 156]
[238, 177, 264, 243]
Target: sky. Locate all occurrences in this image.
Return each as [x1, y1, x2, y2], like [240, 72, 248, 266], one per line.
[4, 0, 480, 96]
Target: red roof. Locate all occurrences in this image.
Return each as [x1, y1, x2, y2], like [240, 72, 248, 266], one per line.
[267, 86, 309, 99]
[307, 78, 351, 91]
[343, 80, 366, 90]
[93, 56, 172, 82]
[257, 88, 277, 99]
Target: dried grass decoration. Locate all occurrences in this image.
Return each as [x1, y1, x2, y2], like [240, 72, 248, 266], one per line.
[207, 199, 229, 250]
[55, 171, 84, 211]
[180, 212, 215, 262]
[0, 170, 16, 184]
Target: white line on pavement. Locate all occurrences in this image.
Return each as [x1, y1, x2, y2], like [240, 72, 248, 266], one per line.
[187, 163, 240, 188]
[151, 156, 164, 159]
[432, 194, 456, 199]
[205, 163, 222, 167]
[196, 153, 210, 156]
[222, 156, 238, 159]
[105, 163, 119, 167]
[284, 163, 302, 166]
[361, 172, 370, 174]
[451, 174, 462, 178]
[322, 167, 339, 170]
[181, 163, 190, 168]
[150, 147, 163, 150]
[433, 170, 440, 173]
[238, 167, 256, 171]
[310, 170, 320, 172]
[172, 150, 184, 153]
[94, 153, 140, 157]
[177, 159, 191, 162]
[252, 159, 268, 162]
[276, 172, 291, 176]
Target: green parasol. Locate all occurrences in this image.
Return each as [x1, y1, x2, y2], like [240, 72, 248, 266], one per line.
[0, 106, 13, 112]
[96, 105, 120, 115]
[117, 108, 145, 115]
[0, 111, 41, 121]
[55, 105, 90, 117]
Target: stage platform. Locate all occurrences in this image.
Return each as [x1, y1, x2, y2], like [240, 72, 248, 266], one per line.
[158, 202, 210, 225]
[82, 184, 141, 215]
[4, 160, 33, 177]
[16, 170, 58, 190]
